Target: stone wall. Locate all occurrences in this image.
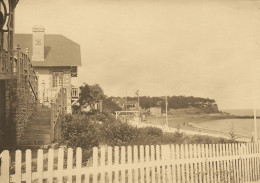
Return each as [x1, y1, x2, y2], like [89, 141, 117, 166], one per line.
[4, 78, 18, 147]
[4, 76, 37, 147]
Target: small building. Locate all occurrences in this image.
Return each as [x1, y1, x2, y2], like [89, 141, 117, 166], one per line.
[149, 107, 162, 116]
[127, 100, 139, 111]
[112, 97, 127, 110]
[81, 101, 103, 113]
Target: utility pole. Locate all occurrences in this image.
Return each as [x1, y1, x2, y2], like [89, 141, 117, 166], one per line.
[254, 108, 258, 142]
[136, 89, 140, 122]
[136, 89, 139, 111]
[165, 96, 168, 127]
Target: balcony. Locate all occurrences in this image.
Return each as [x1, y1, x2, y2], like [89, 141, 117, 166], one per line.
[71, 87, 79, 99]
[71, 87, 79, 106]
[0, 51, 16, 79]
[0, 48, 38, 99]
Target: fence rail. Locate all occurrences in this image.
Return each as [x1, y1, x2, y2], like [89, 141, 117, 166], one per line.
[0, 51, 13, 76]
[1, 142, 260, 182]
[50, 87, 67, 142]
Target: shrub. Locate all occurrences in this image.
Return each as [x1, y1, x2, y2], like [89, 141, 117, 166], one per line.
[60, 112, 237, 152]
[60, 114, 99, 150]
[100, 121, 139, 146]
[133, 127, 163, 145]
[162, 131, 188, 144]
[72, 105, 81, 114]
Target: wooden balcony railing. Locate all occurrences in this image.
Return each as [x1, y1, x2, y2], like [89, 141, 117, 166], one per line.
[0, 47, 38, 100]
[0, 50, 15, 78]
[71, 87, 79, 99]
[50, 87, 67, 142]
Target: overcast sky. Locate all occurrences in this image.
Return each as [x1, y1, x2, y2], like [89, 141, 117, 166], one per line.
[15, 0, 260, 109]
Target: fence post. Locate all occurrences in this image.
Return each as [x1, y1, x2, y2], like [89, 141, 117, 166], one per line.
[235, 143, 240, 182]
[128, 146, 134, 182]
[246, 143, 250, 182]
[100, 146, 105, 183]
[15, 150, 22, 183]
[16, 45, 21, 83]
[189, 144, 194, 183]
[139, 145, 145, 183]
[180, 144, 185, 183]
[145, 145, 150, 183]
[121, 146, 126, 183]
[133, 145, 138, 183]
[231, 143, 237, 182]
[151, 145, 156, 183]
[1, 150, 10, 183]
[107, 146, 112, 182]
[76, 147, 82, 183]
[155, 145, 161, 182]
[256, 143, 260, 181]
[193, 144, 198, 183]
[184, 144, 189, 183]
[48, 149, 54, 182]
[208, 144, 213, 183]
[57, 148, 64, 183]
[26, 149, 32, 183]
[93, 147, 98, 183]
[216, 144, 221, 182]
[205, 144, 210, 182]
[37, 149, 43, 183]
[67, 148, 73, 183]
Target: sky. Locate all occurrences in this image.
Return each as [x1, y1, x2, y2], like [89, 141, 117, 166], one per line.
[14, 0, 260, 109]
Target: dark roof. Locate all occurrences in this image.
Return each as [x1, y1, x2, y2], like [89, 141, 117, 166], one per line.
[11, 34, 81, 67]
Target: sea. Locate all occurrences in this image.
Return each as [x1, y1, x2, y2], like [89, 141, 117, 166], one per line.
[195, 109, 260, 138]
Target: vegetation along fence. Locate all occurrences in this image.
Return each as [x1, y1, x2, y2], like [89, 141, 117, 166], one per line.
[1, 142, 260, 182]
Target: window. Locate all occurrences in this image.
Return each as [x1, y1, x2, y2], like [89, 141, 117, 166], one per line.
[53, 72, 64, 87]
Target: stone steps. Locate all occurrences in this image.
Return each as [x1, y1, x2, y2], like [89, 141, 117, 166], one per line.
[26, 124, 51, 130]
[23, 129, 51, 134]
[20, 105, 52, 147]
[20, 139, 51, 146]
[22, 133, 51, 139]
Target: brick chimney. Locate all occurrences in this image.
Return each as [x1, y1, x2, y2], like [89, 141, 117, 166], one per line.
[32, 26, 45, 61]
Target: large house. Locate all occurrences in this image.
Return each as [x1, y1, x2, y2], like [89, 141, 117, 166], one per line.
[13, 26, 81, 113]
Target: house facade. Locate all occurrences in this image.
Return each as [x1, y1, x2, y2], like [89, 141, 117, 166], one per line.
[13, 26, 81, 113]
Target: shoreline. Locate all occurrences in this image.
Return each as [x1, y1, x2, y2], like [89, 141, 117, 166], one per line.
[141, 111, 256, 142]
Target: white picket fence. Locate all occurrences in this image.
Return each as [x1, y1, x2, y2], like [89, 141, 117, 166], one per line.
[1, 142, 260, 183]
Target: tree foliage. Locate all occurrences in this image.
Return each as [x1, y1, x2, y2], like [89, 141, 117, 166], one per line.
[78, 83, 105, 109]
[134, 95, 216, 110]
[102, 97, 121, 113]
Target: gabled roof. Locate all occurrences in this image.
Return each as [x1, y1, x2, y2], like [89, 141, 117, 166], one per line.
[11, 34, 81, 67]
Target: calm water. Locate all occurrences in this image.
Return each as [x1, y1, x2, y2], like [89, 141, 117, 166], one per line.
[196, 118, 260, 138]
[221, 109, 260, 116]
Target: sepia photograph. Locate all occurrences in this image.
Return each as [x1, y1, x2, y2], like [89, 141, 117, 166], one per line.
[1, 0, 260, 182]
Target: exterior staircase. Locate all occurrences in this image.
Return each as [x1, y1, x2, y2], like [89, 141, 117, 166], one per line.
[20, 105, 52, 148]
[20, 88, 67, 149]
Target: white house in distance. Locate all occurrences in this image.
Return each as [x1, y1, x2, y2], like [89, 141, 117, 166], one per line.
[13, 26, 81, 113]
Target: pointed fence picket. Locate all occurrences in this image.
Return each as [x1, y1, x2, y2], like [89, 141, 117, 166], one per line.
[1, 142, 260, 182]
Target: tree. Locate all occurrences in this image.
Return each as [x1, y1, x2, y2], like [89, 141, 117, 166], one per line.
[102, 97, 121, 113]
[78, 83, 105, 110]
